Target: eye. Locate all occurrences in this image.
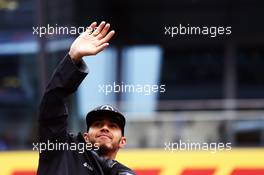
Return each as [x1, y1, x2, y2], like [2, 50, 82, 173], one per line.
[92, 121, 102, 127]
[109, 123, 118, 129]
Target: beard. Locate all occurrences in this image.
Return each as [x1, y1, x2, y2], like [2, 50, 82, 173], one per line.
[90, 137, 121, 157]
[97, 143, 115, 156]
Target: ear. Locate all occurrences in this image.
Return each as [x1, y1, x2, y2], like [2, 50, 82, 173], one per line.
[83, 132, 90, 143]
[118, 136, 127, 149]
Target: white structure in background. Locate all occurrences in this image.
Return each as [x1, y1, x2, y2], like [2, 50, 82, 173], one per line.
[77, 46, 162, 118]
[121, 46, 162, 116]
[77, 48, 117, 117]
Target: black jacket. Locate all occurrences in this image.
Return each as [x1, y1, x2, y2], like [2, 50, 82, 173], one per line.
[37, 54, 135, 175]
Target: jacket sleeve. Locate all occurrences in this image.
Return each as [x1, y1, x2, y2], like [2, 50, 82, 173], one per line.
[38, 54, 88, 144]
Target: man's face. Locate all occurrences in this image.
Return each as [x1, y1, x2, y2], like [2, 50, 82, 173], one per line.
[84, 118, 126, 154]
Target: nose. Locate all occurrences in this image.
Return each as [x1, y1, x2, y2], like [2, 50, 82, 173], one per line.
[100, 123, 109, 132]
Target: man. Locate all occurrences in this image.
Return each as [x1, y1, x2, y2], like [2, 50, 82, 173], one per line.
[37, 21, 136, 175]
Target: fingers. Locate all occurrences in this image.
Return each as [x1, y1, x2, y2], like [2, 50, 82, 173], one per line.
[90, 22, 97, 29]
[97, 23, 110, 39]
[94, 43, 109, 54]
[98, 30, 115, 45]
[83, 22, 97, 35]
[92, 21, 105, 36]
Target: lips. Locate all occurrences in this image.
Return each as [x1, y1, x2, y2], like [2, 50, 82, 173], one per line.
[96, 133, 112, 139]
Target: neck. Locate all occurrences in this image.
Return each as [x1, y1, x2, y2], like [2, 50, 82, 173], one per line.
[97, 149, 118, 160]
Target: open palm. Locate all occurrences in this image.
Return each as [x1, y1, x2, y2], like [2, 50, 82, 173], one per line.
[70, 21, 115, 60]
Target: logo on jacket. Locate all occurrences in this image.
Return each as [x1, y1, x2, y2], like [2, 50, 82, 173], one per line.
[83, 162, 93, 171]
[119, 172, 135, 175]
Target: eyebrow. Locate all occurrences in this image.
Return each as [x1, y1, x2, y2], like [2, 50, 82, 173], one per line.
[92, 120, 120, 128]
[92, 120, 118, 125]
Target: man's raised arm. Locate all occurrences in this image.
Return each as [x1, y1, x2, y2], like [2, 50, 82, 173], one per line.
[38, 21, 115, 144]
